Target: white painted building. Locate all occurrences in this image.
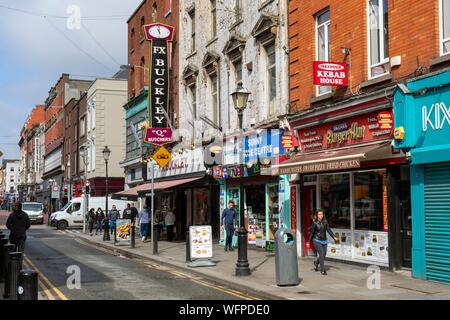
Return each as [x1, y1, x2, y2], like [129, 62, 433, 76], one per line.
[1, 159, 20, 195]
[178, 0, 290, 147]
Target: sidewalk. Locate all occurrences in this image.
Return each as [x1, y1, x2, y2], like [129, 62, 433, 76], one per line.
[66, 229, 450, 300]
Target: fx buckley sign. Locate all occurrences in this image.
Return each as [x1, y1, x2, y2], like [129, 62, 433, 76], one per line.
[313, 61, 348, 87]
[144, 23, 175, 129]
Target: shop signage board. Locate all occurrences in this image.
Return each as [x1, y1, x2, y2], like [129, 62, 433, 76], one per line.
[189, 225, 213, 259]
[244, 129, 284, 164]
[297, 109, 393, 153]
[279, 159, 361, 175]
[152, 146, 172, 168]
[281, 134, 299, 149]
[313, 61, 348, 87]
[115, 219, 132, 244]
[149, 147, 206, 179]
[378, 111, 393, 129]
[144, 127, 173, 146]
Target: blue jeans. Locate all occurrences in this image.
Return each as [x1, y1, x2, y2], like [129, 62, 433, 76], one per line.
[96, 219, 103, 234]
[313, 240, 328, 273]
[140, 223, 149, 239]
[109, 220, 116, 233]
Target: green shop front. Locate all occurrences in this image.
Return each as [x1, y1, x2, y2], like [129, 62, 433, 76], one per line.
[394, 69, 450, 283]
[212, 129, 290, 251]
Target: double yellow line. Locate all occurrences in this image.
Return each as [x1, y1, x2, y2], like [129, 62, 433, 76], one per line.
[22, 255, 69, 300]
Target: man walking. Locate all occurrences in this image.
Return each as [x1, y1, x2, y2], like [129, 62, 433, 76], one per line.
[221, 200, 237, 252]
[6, 202, 31, 257]
[165, 208, 176, 241]
[139, 206, 150, 242]
[109, 205, 120, 235]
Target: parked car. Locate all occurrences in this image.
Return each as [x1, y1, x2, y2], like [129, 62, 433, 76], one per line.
[22, 202, 44, 224]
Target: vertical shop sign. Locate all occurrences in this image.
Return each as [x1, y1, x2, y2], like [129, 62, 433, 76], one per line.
[290, 186, 297, 232]
[382, 172, 388, 232]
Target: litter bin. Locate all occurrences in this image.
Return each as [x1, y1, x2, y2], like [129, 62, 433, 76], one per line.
[274, 227, 299, 286]
[18, 269, 38, 300]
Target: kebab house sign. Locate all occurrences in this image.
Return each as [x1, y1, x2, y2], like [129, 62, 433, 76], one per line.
[313, 61, 348, 86]
[280, 110, 394, 174]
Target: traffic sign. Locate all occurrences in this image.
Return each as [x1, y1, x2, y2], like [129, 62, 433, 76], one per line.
[152, 146, 172, 168]
[144, 128, 173, 146]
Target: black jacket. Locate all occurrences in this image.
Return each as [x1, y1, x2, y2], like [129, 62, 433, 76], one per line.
[6, 210, 31, 244]
[308, 220, 335, 243]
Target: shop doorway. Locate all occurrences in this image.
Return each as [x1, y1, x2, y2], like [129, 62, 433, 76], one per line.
[301, 185, 316, 256]
[399, 181, 412, 268]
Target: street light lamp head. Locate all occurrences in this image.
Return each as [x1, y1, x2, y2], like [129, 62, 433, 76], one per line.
[102, 146, 111, 161]
[231, 82, 250, 113]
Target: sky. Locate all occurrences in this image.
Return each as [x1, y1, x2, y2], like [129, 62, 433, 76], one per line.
[0, 0, 142, 160]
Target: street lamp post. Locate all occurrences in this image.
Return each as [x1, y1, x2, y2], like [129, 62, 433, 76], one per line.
[231, 82, 251, 277]
[48, 179, 55, 226]
[103, 146, 111, 241]
[80, 146, 88, 233]
[67, 158, 71, 202]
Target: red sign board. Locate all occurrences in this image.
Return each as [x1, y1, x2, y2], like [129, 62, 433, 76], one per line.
[143, 23, 175, 41]
[144, 128, 173, 146]
[378, 111, 393, 130]
[281, 135, 299, 149]
[313, 61, 348, 86]
[297, 110, 393, 152]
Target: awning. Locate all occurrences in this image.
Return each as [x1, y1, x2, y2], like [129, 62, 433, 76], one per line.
[273, 142, 397, 175]
[111, 183, 154, 201]
[138, 176, 204, 197]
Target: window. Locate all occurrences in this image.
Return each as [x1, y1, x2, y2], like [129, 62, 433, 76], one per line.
[316, 9, 331, 95]
[189, 10, 196, 52]
[131, 28, 135, 38]
[10, 177, 14, 183]
[152, 3, 157, 22]
[210, 75, 218, 124]
[235, 0, 243, 22]
[210, 0, 217, 39]
[354, 172, 384, 231]
[441, 0, 450, 55]
[266, 43, 276, 116]
[140, 56, 146, 83]
[164, 0, 172, 15]
[10, 168, 14, 172]
[368, 0, 389, 78]
[80, 117, 86, 137]
[190, 85, 197, 119]
[234, 60, 243, 84]
[320, 174, 351, 229]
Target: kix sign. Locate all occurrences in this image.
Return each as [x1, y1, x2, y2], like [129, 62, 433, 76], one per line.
[143, 23, 175, 128]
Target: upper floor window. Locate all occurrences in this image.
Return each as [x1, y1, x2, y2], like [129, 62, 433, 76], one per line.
[265, 43, 277, 116]
[441, 0, 450, 55]
[316, 9, 331, 95]
[189, 10, 196, 52]
[368, 0, 389, 78]
[152, 3, 157, 22]
[10, 168, 14, 172]
[210, 74, 218, 125]
[190, 84, 197, 119]
[210, 0, 217, 39]
[235, 0, 243, 22]
[80, 116, 86, 137]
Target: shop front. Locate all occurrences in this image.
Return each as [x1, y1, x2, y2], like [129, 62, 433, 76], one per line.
[394, 69, 450, 283]
[276, 107, 409, 268]
[213, 129, 289, 251]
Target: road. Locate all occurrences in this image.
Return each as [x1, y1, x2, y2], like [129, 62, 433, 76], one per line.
[0, 211, 261, 300]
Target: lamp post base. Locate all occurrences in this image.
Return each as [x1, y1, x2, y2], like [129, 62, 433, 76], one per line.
[235, 227, 251, 277]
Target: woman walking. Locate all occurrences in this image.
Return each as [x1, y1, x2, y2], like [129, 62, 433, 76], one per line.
[95, 208, 105, 235]
[88, 208, 96, 236]
[307, 209, 337, 275]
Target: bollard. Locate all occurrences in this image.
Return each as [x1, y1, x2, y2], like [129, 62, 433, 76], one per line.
[1, 244, 15, 285]
[131, 225, 135, 248]
[18, 270, 38, 300]
[0, 238, 9, 282]
[185, 231, 191, 263]
[5, 252, 22, 299]
[153, 226, 158, 255]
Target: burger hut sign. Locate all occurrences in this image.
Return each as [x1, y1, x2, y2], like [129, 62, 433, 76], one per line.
[313, 61, 348, 86]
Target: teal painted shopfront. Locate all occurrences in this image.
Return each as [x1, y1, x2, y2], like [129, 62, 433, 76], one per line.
[394, 69, 450, 283]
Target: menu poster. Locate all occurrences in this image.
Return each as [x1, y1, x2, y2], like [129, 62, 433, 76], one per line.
[326, 229, 352, 258]
[354, 231, 388, 263]
[116, 219, 132, 243]
[190, 226, 213, 259]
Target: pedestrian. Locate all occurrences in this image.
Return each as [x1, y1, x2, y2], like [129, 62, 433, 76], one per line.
[109, 205, 120, 235]
[165, 208, 176, 241]
[221, 200, 237, 252]
[130, 203, 139, 226]
[307, 209, 338, 275]
[88, 208, 96, 236]
[123, 203, 132, 220]
[139, 206, 150, 242]
[95, 208, 105, 235]
[6, 202, 31, 261]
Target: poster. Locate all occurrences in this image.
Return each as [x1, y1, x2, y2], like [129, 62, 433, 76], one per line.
[116, 219, 132, 243]
[326, 228, 352, 259]
[354, 231, 389, 263]
[190, 225, 213, 259]
[219, 184, 225, 243]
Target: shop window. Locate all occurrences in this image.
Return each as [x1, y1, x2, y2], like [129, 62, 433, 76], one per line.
[319, 174, 351, 229]
[246, 185, 266, 245]
[353, 171, 384, 231]
[267, 183, 279, 241]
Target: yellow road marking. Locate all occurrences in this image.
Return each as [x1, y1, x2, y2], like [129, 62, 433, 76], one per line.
[23, 255, 69, 301]
[22, 259, 55, 300]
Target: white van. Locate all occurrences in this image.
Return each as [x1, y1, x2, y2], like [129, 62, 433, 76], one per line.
[50, 197, 128, 230]
[22, 202, 44, 224]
